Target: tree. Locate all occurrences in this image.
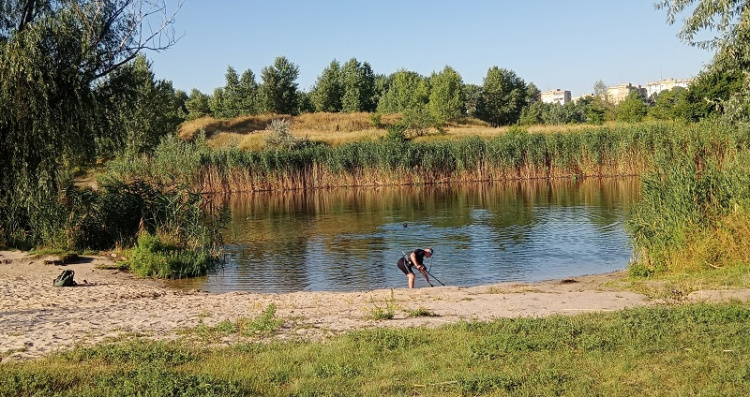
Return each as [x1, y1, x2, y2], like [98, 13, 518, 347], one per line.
[476, 67, 527, 127]
[0, 0, 182, 235]
[222, 66, 242, 118]
[341, 58, 376, 113]
[185, 89, 212, 120]
[312, 59, 343, 112]
[427, 65, 465, 125]
[209, 88, 226, 118]
[593, 80, 609, 102]
[377, 70, 429, 114]
[526, 82, 541, 105]
[101, 55, 181, 155]
[657, 0, 750, 119]
[238, 69, 260, 115]
[648, 87, 688, 121]
[615, 91, 647, 122]
[463, 84, 482, 118]
[260, 56, 300, 115]
[684, 68, 745, 120]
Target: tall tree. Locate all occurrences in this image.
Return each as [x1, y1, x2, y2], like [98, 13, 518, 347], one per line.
[0, 0, 181, 231]
[222, 66, 242, 118]
[615, 91, 648, 122]
[312, 59, 343, 112]
[209, 88, 226, 118]
[476, 67, 527, 127]
[260, 56, 300, 115]
[427, 65, 465, 125]
[657, 0, 750, 119]
[341, 58, 376, 113]
[185, 88, 212, 120]
[462, 84, 482, 118]
[377, 70, 429, 114]
[100, 55, 181, 155]
[238, 69, 259, 115]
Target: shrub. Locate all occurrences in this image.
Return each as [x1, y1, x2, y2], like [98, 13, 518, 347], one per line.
[129, 232, 216, 279]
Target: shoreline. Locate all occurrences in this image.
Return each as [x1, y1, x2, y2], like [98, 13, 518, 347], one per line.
[1, 250, 748, 362]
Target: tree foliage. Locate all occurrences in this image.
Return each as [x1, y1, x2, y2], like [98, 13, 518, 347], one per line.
[341, 58, 376, 113]
[312, 60, 343, 112]
[657, 0, 750, 120]
[428, 65, 465, 125]
[99, 55, 182, 155]
[0, 0, 181, 221]
[377, 70, 429, 114]
[476, 67, 527, 127]
[260, 56, 300, 115]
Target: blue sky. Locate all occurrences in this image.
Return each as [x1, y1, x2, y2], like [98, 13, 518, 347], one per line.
[149, 0, 712, 98]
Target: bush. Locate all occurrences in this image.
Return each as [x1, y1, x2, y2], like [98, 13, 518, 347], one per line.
[130, 232, 216, 279]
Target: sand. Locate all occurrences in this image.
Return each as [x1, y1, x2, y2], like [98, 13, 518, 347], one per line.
[1, 250, 748, 362]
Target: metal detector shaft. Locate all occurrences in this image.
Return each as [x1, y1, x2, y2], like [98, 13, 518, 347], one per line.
[425, 269, 445, 286]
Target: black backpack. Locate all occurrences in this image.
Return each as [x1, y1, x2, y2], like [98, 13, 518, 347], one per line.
[53, 270, 76, 287]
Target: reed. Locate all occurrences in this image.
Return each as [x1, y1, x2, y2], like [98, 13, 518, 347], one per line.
[627, 121, 750, 274]
[178, 123, 703, 193]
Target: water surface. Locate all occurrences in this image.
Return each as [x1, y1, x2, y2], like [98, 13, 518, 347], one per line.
[168, 179, 640, 293]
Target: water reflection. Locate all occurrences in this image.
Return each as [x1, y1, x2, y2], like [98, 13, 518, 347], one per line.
[167, 178, 640, 293]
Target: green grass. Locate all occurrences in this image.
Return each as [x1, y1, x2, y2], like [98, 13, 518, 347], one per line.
[2, 303, 749, 396]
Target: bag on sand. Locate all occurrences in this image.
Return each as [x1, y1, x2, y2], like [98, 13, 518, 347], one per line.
[53, 269, 76, 287]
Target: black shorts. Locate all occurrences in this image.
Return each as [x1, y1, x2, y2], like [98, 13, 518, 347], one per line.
[397, 257, 413, 275]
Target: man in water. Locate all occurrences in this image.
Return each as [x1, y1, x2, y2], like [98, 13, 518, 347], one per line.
[397, 248, 433, 288]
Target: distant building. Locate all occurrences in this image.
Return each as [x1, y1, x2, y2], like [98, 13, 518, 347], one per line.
[607, 83, 647, 105]
[646, 78, 693, 99]
[541, 89, 571, 105]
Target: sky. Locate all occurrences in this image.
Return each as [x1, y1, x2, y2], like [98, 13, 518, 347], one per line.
[148, 0, 713, 98]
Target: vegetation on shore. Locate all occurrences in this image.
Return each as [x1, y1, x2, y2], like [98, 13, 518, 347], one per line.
[2, 303, 748, 396]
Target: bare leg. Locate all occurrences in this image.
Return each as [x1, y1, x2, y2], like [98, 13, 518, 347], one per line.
[407, 273, 415, 288]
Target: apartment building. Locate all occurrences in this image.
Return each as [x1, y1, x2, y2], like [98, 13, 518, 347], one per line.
[646, 78, 693, 98]
[606, 83, 647, 105]
[541, 89, 571, 105]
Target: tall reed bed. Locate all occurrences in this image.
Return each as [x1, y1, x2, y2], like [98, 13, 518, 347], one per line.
[627, 121, 750, 274]
[117, 123, 740, 194]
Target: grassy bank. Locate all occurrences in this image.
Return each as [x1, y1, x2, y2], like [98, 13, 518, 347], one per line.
[2, 303, 748, 396]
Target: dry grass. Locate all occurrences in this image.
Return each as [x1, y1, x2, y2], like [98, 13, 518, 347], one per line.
[178, 114, 287, 141]
[181, 113, 627, 149]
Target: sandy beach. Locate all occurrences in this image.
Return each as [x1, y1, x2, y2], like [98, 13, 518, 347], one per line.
[2, 250, 749, 362]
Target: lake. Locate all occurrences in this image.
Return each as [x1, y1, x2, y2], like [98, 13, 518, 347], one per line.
[167, 178, 640, 293]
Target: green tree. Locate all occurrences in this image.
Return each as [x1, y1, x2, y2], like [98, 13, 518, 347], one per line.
[101, 55, 181, 155]
[312, 59, 343, 112]
[463, 83, 482, 118]
[520, 101, 544, 125]
[526, 82, 541, 105]
[377, 70, 430, 114]
[657, 0, 750, 119]
[427, 65, 465, 125]
[0, 0, 180, 241]
[238, 69, 260, 115]
[648, 87, 688, 121]
[341, 58, 376, 113]
[615, 91, 647, 122]
[260, 56, 300, 115]
[476, 67, 527, 127]
[209, 88, 227, 118]
[222, 66, 242, 118]
[684, 68, 745, 120]
[185, 89, 212, 120]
